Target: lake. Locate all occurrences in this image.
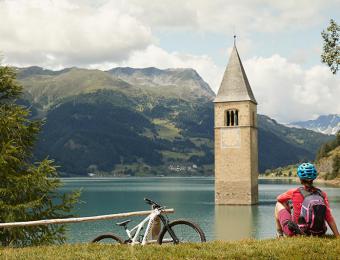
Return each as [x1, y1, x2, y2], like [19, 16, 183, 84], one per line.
[59, 177, 340, 242]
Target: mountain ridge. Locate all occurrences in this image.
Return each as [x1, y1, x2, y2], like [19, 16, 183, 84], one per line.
[16, 66, 215, 113]
[13, 66, 335, 176]
[289, 114, 340, 135]
[107, 66, 215, 98]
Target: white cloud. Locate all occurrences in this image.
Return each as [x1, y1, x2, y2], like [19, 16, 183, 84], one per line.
[89, 44, 224, 92]
[0, 0, 153, 68]
[91, 46, 340, 123]
[244, 55, 340, 123]
[128, 0, 334, 33]
[1, 0, 336, 69]
[1, 0, 339, 123]
[124, 45, 224, 91]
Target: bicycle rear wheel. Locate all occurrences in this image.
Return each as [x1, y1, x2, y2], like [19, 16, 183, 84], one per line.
[91, 233, 124, 244]
[158, 219, 206, 244]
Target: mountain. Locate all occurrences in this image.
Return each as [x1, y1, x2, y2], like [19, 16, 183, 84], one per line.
[15, 66, 335, 176]
[16, 66, 214, 114]
[260, 115, 333, 155]
[258, 115, 334, 171]
[107, 67, 215, 100]
[289, 114, 340, 135]
[315, 132, 340, 180]
[16, 66, 134, 113]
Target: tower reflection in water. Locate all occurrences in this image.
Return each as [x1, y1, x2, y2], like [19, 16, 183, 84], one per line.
[215, 205, 257, 240]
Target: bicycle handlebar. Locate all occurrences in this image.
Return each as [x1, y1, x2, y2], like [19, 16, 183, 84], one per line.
[144, 198, 162, 209]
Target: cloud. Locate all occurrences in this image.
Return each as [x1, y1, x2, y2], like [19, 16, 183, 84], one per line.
[91, 45, 340, 123]
[128, 0, 334, 33]
[1, 0, 336, 69]
[89, 44, 224, 92]
[1, 0, 339, 123]
[244, 55, 340, 122]
[0, 0, 153, 68]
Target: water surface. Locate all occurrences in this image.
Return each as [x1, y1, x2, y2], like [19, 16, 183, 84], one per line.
[59, 177, 340, 242]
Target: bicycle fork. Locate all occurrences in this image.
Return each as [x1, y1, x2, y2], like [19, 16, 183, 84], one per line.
[159, 215, 179, 244]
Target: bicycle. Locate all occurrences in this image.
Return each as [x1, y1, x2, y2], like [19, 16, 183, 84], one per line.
[91, 198, 206, 245]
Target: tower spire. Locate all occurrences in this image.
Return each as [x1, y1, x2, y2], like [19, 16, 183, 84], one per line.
[233, 34, 236, 46]
[214, 41, 257, 104]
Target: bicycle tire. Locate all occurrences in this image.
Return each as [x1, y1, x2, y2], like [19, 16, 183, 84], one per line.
[157, 219, 206, 244]
[91, 233, 124, 244]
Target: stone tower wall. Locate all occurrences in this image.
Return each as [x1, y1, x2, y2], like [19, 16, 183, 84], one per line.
[214, 101, 258, 205]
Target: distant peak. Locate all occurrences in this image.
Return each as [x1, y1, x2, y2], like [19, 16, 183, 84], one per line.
[289, 114, 340, 135]
[16, 66, 72, 78]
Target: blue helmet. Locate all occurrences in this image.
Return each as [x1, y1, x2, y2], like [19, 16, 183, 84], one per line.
[297, 163, 318, 180]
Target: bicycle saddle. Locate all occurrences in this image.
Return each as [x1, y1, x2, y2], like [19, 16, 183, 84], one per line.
[116, 219, 131, 227]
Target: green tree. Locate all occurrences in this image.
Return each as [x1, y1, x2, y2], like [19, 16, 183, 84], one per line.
[316, 143, 331, 160]
[321, 19, 340, 74]
[0, 66, 79, 246]
[336, 131, 340, 146]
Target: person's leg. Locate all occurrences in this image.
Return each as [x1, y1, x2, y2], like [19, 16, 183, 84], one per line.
[274, 202, 295, 237]
[274, 202, 285, 237]
[274, 202, 286, 237]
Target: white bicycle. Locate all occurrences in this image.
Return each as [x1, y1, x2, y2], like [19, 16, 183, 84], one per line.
[92, 198, 206, 245]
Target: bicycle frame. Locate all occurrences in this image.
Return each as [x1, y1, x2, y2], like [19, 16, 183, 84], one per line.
[123, 207, 179, 245]
[125, 207, 161, 245]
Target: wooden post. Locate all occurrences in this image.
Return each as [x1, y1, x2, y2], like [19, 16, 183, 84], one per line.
[0, 209, 174, 228]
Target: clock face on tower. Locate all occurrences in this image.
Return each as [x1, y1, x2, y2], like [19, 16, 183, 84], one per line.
[220, 128, 240, 149]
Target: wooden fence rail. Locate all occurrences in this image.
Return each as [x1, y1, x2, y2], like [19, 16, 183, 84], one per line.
[0, 209, 174, 228]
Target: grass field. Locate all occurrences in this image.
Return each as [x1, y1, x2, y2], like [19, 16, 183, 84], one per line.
[161, 150, 205, 161]
[1, 237, 339, 260]
[152, 119, 181, 140]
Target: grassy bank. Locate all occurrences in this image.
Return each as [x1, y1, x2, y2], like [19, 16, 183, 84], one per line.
[1, 237, 339, 260]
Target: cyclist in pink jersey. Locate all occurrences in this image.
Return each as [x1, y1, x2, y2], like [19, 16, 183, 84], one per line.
[274, 163, 339, 237]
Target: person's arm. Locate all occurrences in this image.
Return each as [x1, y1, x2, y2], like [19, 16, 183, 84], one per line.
[328, 219, 340, 238]
[323, 192, 340, 237]
[277, 189, 294, 210]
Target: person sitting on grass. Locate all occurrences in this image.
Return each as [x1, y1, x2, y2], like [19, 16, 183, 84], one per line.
[274, 162, 339, 238]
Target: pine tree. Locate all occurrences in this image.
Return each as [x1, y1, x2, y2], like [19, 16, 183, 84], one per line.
[316, 143, 329, 160]
[0, 66, 79, 246]
[332, 155, 340, 178]
[336, 131, 340, 146]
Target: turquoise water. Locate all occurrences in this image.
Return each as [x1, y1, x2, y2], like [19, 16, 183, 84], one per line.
[59, 177, 340, 242]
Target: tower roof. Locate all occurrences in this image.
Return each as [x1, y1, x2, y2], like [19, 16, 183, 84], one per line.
[214, 45, 257, 104]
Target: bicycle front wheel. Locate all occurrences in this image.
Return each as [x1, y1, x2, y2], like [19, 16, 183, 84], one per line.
[158, 219, 206, 244]
[91, 233, 124, 244]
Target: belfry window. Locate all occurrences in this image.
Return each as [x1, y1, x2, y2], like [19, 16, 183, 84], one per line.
[226, 111, 230, 126]
[252, 112, 255, 127]
[225, 109, 239, 126]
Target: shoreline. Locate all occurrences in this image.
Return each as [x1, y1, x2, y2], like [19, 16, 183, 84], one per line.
[57, 175, 340, 187]
[314, 178, 340, 187]
[260, 176, 340, 187]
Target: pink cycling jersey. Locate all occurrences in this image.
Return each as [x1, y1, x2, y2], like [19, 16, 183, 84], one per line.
[277, 187, 334, 224]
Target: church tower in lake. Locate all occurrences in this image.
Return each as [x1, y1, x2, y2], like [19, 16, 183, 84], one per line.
[214, 39, 258, 205]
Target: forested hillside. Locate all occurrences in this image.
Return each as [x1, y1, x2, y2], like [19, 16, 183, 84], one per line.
[315, 132, 340, 180]
[16, 66, 334, 176]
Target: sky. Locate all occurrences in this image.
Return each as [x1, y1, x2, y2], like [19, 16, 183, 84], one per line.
[0, 0, 339, 123]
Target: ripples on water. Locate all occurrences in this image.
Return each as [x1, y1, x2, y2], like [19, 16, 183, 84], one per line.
[58, 177, 340, 242]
